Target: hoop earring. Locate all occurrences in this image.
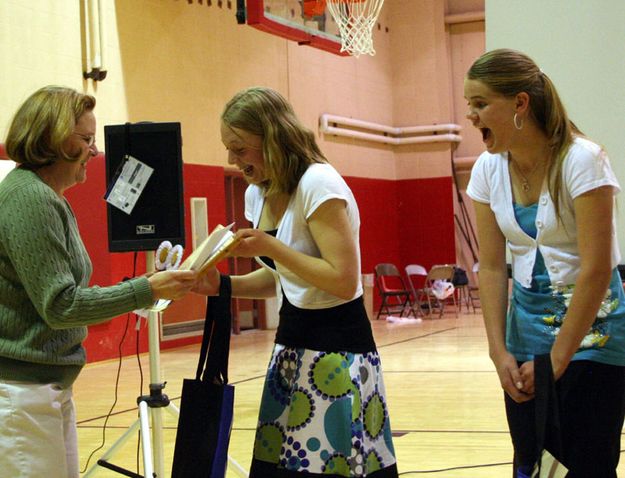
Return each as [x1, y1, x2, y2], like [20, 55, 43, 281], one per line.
[513, 113, 524, 130]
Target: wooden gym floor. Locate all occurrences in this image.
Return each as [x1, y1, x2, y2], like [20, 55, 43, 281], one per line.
[74, 309, 625, 477]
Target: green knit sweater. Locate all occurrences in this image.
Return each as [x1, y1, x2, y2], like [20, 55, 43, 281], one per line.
[0, 167, 154, 388]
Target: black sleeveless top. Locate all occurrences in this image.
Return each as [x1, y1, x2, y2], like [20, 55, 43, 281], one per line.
[258, 230, 376, 353]
[276, 295, 376, 353]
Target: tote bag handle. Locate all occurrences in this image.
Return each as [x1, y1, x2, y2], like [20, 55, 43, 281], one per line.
[196, 275, 232, 385]
[533, 354, 564, 473]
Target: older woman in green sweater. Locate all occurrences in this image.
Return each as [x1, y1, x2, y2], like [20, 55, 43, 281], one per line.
[0, 86, 197, 478]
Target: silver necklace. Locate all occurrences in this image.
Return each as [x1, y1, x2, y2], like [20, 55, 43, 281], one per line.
[510, 159, 541, 192]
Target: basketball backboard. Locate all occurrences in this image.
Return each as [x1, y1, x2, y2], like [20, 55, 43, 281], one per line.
[245, 0, 346, 55]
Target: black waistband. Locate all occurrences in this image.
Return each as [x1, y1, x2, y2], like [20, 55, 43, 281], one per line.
[275, 295, 376, 353]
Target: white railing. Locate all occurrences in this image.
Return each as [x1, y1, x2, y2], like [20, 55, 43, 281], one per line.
[319, 114, 462, 146]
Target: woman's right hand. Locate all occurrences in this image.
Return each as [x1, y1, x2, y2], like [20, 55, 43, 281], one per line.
[191, 267, 221, 296]
[492, 350, 533, 403]
[148, 269, 198, 300]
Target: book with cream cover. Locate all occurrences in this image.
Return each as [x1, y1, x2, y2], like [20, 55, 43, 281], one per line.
[138, 223, 241, 314]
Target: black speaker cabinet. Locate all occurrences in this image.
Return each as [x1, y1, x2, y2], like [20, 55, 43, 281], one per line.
[104, 122, 185, 252]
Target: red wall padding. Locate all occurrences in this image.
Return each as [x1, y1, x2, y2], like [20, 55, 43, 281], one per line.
[347, 177, 402, 275]
[347, 176, 456, 312]
[397, 176, 456, 270]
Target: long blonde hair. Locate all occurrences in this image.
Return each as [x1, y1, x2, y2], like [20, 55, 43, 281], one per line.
[221, 86, 326, 195]
[467, 49, 581, 219]
[6, 86, 96, 167]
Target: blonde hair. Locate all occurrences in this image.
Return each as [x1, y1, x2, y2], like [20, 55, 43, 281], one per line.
[467, 49, 581, 219]
[6, 86, 96, 167]
[221, 86, 326, 195]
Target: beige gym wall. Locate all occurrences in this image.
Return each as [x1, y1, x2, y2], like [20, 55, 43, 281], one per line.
[486, 0, 625, 257]
[0, 0, 469, 181]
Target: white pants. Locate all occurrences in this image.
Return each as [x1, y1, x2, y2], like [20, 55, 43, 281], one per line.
[0, 381, 78, 478]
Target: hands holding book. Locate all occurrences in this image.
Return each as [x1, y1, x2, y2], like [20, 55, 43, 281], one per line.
[146, 224, 242, 310]
[190, 227, 276, 297]
[148, 269, 199, 301]
[192, 267, 221, 296]
[147, 224, 279, 305]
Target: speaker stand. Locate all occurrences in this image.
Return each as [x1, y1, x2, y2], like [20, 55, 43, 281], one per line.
[83, 252, 249, 477]
[82, 250, 177, 477]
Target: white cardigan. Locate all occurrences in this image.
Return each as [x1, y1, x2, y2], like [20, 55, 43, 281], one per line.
[467, 137, 621, 288]
[245, 163, 363, 309]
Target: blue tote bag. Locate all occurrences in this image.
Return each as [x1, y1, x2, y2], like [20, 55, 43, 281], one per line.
[172, 276, 234, 478]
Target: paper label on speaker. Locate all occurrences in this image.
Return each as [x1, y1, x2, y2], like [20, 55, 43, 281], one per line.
[105, 155, 154, 215]
[136, 225, 156, 235]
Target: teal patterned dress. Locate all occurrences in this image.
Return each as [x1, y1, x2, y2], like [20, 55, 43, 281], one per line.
[507, 203, 625, 365]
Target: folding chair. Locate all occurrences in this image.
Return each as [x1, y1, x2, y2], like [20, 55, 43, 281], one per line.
[374, 263, 412, 320]
[424, 264, 458, 318]
[405, 264, 428, 317]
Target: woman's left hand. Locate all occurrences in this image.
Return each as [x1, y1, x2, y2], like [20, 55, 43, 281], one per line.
[519, 354, 568, 395]
[518, 360, 535, 395]
[192, 267, 221, 296]
[232, 228, 276, 258]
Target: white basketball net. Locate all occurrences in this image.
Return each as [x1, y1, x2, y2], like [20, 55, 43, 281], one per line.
[326, 0, 385, 57]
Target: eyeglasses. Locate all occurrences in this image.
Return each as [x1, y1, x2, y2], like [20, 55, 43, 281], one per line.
[73, 132, 96, 147]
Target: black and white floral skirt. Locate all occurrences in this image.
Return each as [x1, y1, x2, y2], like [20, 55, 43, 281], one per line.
[249, 344, 399, 477]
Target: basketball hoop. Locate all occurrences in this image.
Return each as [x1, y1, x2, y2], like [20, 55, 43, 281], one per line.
[325, 0, 385, 57]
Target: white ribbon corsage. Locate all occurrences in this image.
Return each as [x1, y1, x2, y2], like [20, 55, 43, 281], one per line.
[154, 241, 184, 271]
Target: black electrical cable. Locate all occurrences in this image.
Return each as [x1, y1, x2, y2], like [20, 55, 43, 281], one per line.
[398, 461, 512, 474]
[80, 312, 132, 473]
[79, 251, 138, 473]
[133, 251, 144, 474]
[135, 323, 143, 472]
